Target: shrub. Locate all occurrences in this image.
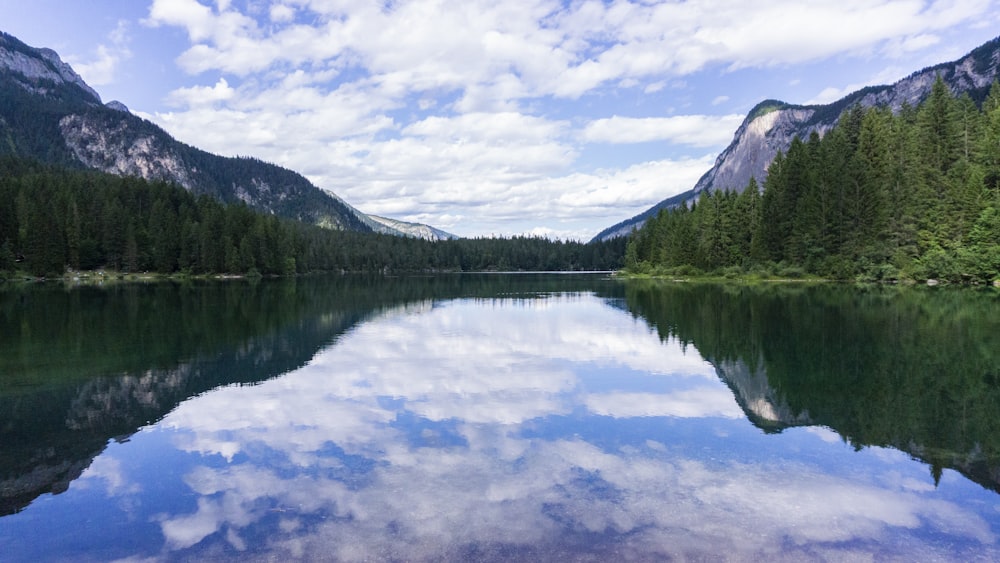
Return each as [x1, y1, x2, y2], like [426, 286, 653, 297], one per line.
[776, 264, 806, 279]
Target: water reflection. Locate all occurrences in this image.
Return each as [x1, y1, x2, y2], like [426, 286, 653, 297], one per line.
[0, 275, 620, 517]
[0, 279, 377, 516]
[147, 296, 999, 560]
[1, 278, 999, 561]
[625, 281, 1000, 491]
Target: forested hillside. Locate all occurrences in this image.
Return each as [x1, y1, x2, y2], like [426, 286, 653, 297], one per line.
[595, 36, 1000, 242]
[0, 158, 624, 278]
[624, 77, 1000, 283]
[0, 31, 431, 237]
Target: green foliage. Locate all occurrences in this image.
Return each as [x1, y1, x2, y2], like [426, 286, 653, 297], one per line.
[0, 239, 14, 277]
[0, 157, 624, 276]
[626, 76, 1000, 283]
[747, 99, 790, 121]
[960, 206, 1000, 282]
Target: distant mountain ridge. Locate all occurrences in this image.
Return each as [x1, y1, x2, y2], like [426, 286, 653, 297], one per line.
[368, 215, 458, 240]
[0, 31, 453, 240]
[593, 36, 1000, 241]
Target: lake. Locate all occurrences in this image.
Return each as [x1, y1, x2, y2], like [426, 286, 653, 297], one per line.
[1, 274, 999, 561]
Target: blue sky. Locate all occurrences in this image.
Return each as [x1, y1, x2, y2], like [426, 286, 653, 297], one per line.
[2, 1, 999, 239]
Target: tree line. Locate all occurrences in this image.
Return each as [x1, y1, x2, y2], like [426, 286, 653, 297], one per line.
[625, 77, 1000, 282]
[0, 157, 624, 278]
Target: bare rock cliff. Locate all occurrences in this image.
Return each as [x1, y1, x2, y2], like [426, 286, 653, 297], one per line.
[60, 114, 196, 189]
[0, 33, 102, 103]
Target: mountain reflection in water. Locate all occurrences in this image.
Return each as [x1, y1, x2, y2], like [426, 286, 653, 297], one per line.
[1, 276, 998, 561]
[625, 281, 1000, 492]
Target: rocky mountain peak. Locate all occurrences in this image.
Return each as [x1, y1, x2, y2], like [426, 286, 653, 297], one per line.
[692, 103, 824, 203]
[105, 100, 129, 113]
[0, 30, 455, 239]
[0, 33, 102, 103]
[592, 35, 1000, 242]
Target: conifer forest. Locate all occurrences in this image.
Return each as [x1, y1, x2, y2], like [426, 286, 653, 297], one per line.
[625, 77, 1000, 282]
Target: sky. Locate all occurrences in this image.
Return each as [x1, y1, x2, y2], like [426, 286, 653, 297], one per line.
[2, 1, 999, 240]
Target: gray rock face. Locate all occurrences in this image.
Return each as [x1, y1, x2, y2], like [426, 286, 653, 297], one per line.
[60, 114, 197, 190]
[0, 34, 102, 103]
[593, 36, 1000, 241]
[693, 106, 827, 199]
[368, 215, 458, 241]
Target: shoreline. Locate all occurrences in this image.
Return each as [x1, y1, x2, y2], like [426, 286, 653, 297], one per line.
[5, 268, 998, 288]
[0, 269, 261, 285]
[616, 271, 1000, 287]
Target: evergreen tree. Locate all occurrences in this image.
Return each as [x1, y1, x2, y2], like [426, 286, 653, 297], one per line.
[0, 239, 15, 275]
[756, 150, 787, 263]
[623, 83, 999, 282]
[850, 106, 892, 264]
[790, 132, 825, 268]
[979, 80, 1000, 204]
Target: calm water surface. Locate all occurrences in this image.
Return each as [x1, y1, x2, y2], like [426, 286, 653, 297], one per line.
[1, 275, 999, 561]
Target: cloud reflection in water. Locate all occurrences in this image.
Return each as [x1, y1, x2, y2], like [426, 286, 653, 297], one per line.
[132, 295, 1000, 560]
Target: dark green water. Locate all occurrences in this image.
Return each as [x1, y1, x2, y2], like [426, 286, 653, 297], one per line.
[1, 275, 998, 561]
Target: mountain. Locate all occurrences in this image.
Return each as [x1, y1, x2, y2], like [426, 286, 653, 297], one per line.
[368, 215, 458, 240]
[593, 36, 1000, 242]
[0, 31, 448, 240]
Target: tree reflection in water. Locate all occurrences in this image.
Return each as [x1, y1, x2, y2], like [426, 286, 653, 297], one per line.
[1, 276, 998, 561]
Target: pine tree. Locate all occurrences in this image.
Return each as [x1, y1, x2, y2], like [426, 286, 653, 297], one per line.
[851, 106, 892, 263]
[960, 206, 1000, 282]
[0, 239, 15, 275]
[978, 80, 1000, 204]
[915, 76, 961, 251]
[757, 150, 788, 263]
[149, 196, 179, 272]
[21, 180, 65, 276]
[790, 132, 825, 268]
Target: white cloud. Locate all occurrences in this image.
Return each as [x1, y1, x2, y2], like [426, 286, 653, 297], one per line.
[165, 77, 235, 107]
[154, 436, 999, 560]
[79, 455, 141, 496]
[644, 81, 666, 94]
[526, 226, 558, 238]
[161, 497, 230, 550]
[165, 296, 717, 439]
[136, 0, 1000, 237]
[68, 20, 132, 87]
[150, 295, 998, 559]
[544, 157, 715, 212]
[354, 154, 713, 239]
[804, 426, 843, 444]
[403, 112, 567, 144]
[585, 389, 744, 419]
[145, 76, 717, 238]
[270, 4, 295, 23]
[145, 0, 218, 43]
[143, 0, 997, 100]
[147, 95, 682, 236]
[581, 114, 744, 147]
